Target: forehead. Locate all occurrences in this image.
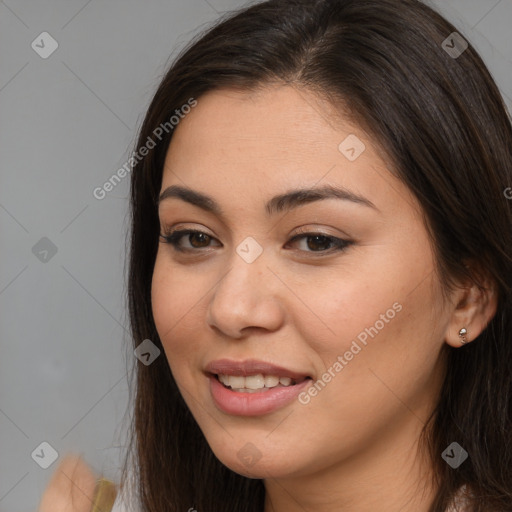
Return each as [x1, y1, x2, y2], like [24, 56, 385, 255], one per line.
[160, 85, 416, 218]
[167, 85, 355, 165]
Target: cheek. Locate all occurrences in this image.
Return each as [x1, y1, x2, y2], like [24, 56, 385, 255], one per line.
[151, 254, 206, 362]
[287, 278, 444, 467]
[294, 246, 443, 392]
[287, 257, 407, 362]
[303, 269, 444, 411]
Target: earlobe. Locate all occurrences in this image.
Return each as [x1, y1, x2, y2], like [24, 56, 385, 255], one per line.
[458, 327, 469, 345]
[445, 324, 472, 348]
[444, 273, 498, 348]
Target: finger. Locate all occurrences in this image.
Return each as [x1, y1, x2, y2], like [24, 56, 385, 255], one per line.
[38, 453, 98, 512]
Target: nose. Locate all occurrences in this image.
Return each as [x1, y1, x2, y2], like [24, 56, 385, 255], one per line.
[206, 249, 285, 339]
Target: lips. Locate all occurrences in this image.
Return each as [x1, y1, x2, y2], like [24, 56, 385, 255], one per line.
[205, 358, 311, 381]
[204, 359, 313, 415]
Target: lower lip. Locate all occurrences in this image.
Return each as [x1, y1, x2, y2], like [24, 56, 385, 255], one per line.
[208, 374, 312, 416]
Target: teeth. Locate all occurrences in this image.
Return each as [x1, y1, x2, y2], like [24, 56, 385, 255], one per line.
[243, 374, 265, 389]
[228, 375, 245, 389]
[218, 373, 230, 386]
[264, 375, 279, 387]
[217, 373, 297, 391]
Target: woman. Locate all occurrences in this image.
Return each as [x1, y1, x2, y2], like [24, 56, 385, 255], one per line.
[40, 0, 512, 510]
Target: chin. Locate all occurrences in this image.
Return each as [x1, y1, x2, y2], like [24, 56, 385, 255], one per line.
[204, 434, 304, 480]
[220, 454, 297, 480]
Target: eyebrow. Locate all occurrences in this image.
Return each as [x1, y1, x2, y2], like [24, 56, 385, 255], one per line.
[158, 184, 378, 216]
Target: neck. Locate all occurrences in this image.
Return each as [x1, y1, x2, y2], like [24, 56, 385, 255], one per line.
[263, 414, 438, 512]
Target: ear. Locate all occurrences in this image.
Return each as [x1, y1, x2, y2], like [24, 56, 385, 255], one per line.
[444, 266, 498, 348]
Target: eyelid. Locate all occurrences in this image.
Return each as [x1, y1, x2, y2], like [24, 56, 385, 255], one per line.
[159, 224, 354, 256]
[160, 222, 349, 240]
[291, 225, 350, 238]
[162, 222, 216, 236]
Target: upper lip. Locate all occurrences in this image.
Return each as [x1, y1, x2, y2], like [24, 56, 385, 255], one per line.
[205, 359, 311, 380]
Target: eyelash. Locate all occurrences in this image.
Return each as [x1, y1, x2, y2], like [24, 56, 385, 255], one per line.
[159, 228, 353, 256]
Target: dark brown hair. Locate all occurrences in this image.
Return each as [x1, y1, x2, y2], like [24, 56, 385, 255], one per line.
[121, 0, 512, 510]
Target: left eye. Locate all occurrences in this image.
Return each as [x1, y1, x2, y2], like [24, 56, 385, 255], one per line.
[287, 232, 351, 253]
[159, 229, 352, 254]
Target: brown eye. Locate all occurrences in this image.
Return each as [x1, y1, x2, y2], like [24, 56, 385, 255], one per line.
[160, 228, 352, 256]
[287, 233, 352, 254]
[305, 235, 333, 251]
[160, 229, 220, 251]
[188, 232, 211, 248]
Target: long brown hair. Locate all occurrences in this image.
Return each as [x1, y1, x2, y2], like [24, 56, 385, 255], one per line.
[121, 0, 512, 510]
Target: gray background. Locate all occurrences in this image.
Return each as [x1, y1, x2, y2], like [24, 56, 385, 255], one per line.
[0, 1, 510, 510]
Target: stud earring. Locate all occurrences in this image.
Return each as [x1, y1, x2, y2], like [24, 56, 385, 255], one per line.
[459, 327, 469, 345]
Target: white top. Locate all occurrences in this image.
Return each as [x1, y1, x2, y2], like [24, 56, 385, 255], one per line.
[109, 481, 470, 511]
[111, 486, 138, 512]
[111, 493, 122, 512]
[111, 470, 138, 512]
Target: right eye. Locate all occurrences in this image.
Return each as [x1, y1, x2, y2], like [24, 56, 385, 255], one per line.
[159, 229, 222, 252]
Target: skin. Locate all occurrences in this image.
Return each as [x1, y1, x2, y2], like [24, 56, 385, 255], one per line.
[151, 84, 497, 512]
[38, 454, 99, 512]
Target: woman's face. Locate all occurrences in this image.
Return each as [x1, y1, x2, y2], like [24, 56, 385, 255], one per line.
[151, 85, 452, 481]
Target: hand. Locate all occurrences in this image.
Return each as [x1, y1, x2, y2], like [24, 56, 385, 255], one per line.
[38, 454, 98, 512]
